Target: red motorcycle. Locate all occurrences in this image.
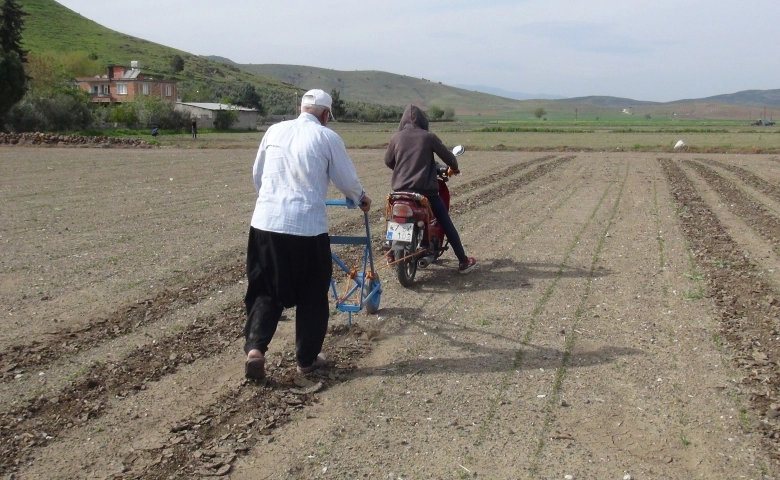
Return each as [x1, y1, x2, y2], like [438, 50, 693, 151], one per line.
[384, 145, 464, 287]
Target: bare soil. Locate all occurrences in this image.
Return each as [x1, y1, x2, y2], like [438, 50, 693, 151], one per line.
[1, 146, 779, 479]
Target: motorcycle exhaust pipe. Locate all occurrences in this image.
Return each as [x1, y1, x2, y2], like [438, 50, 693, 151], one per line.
[417, 254, 435, 269]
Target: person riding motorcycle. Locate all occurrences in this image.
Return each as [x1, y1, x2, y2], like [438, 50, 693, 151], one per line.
[384, 105, 477, 274]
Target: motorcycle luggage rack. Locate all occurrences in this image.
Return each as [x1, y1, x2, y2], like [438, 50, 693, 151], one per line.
[325, 198, 382, 328]
[388, 191, 425, 203]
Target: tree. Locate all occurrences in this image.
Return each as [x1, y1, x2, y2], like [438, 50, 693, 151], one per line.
[4, 51, 96, 132]
[0, 0, 28, 123]
[330, 88, 346, 118]
[533, 107, 546, 119]
[442, 107, 455, 121]
[0, 0, 27, 62]
[0, 48, 26, 120]
[234, 83, 262, 112]
[170, 54, 185, 73]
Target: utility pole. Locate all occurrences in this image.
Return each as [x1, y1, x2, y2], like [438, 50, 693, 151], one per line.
[575, 108, 578, 121]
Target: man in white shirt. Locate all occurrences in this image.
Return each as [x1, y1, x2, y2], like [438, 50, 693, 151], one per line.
[243, 89, 372, 380]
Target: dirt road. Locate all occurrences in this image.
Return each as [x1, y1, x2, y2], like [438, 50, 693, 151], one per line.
[1, 147, 778, 479]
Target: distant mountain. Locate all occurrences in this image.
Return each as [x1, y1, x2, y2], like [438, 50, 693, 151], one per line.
[671, 89, 780, 107]
[454, 84, 565, 101]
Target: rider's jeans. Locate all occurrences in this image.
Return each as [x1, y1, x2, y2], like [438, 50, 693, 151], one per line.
[426, 194, 467, 263]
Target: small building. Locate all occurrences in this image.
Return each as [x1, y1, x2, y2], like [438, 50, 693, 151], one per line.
[77, 61, 177, 104]
[175, 102, 259, 130]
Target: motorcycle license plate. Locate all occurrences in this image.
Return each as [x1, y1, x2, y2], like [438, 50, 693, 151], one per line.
[386, 221, 413, 242]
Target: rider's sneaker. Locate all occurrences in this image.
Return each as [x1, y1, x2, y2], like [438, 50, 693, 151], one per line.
[458, 257, 478, 274]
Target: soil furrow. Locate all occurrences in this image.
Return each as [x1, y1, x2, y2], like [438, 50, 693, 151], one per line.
[451, 154, 558, 197]
[130, 325, 375, 479]
[659, 158, 780, 467]
[452, 156, 575, 215]
[0, 255, 245, 382]
[696, 158, 780, 204]
[684, 160, 780, 256]
[2, 154, 571, 387]
[134, 155, 581, 479]
[0, 153, 580, 477]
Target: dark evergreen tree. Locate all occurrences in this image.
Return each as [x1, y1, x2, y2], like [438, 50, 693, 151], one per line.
[0, 48, 26, 120]
[170, 54, 185, 73]
[0, 1, 28, 125]
[0, 0, 28, 62]
[330, 88, 346, 118]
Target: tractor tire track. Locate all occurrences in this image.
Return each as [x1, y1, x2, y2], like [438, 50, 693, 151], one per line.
[659, 158, 780, 467]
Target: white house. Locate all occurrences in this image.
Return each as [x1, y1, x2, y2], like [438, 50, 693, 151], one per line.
[175, 102, 259, 130]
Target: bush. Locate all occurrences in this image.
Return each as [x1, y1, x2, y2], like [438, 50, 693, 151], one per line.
[427, 105, 444, 120]
[108, 103, 139, 127]
[213, 109, 238, 130]
[133, 97, 190, 131]
[6, 92, 93, 132]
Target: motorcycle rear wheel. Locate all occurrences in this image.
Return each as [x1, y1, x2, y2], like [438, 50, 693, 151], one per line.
[396, 229, 420, 288]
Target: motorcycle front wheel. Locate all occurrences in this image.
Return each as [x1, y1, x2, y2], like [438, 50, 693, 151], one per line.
[396, 228, 421, 288]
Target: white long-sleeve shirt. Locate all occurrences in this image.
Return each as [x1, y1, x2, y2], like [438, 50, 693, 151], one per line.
[250, 112, 365, 236]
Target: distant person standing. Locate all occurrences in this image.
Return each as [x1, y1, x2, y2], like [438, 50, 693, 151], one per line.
[191, 119, 197, 139]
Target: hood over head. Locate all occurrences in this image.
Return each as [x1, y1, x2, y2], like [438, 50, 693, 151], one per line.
[398, 105, 429, 131]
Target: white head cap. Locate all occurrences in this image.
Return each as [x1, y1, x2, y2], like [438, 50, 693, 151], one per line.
[301, 89, 332, 110]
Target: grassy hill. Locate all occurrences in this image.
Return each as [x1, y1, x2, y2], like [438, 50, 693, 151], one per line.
[210, 60, 780, 121]
[209, 60, 528, 115]
[17, 0, 296, 97]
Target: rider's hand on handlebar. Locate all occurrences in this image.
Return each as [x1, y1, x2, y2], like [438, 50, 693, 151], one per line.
[447, 167, 460, 176]
[359, 194, 372, 212]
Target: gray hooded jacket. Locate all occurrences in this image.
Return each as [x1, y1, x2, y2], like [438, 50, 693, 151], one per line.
[384, 105, 458, 197]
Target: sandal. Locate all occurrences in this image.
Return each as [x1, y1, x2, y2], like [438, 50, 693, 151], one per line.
[296, 354, 328, 374]
[244, 356, 266, 380]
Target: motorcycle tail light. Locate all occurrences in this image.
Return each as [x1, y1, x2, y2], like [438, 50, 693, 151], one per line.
[392, 204, 414, 218]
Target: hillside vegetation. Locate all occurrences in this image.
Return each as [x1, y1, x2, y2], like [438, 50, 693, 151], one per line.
[216, 61, 524, 115]
[218, 62, 780, 121]
[13, 0, 780, 121]
[17, 0, 297, 111]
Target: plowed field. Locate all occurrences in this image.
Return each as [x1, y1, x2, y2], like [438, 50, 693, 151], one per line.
[1, 147, 779, 479]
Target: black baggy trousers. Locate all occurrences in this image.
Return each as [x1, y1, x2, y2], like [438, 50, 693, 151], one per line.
[243, 227, 332, 368]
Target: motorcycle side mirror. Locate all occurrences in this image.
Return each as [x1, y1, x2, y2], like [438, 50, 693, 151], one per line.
[452, 145, 465, 156]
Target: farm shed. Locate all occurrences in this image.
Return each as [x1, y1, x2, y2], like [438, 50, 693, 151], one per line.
[175, 102, 259, 130]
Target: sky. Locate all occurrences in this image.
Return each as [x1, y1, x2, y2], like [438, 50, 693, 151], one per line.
[55, 0, 780, 102]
